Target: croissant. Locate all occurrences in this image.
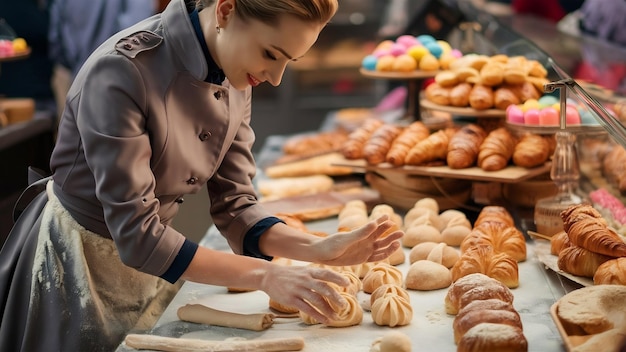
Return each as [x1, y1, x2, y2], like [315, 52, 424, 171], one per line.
[405, 128, 458, 165]
[477, 127, 517, 171]
[557, 245, 615, 278]
[493, 86, 521, 110]
[550, 231, 571, 255]
[386, 121, 430, 166]
[449, 82, 472, 107]
[468, 84, 494, 110]
[363, 124, 403, 165]
[474, 205, 515, 228]
[447, 123, 487, 169]
[593, 257, 626, 285]
[560, 204, 626, 257]
[341, 118, 384, 159]
[460, 222, 527, 262]
[512, 133, 550, 168]
[445, 273, 514, 315]
[451, 245, 519, 288]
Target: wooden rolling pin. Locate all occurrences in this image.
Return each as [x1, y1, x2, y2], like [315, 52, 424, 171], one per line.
[124, 334, 305, 352]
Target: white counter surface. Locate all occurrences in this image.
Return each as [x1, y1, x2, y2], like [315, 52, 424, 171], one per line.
[117, 217, 581, 352]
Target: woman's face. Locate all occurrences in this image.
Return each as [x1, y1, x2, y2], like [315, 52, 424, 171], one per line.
[215, 9, 324, 90]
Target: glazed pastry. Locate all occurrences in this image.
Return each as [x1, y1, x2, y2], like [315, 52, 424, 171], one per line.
[363, 124, 403, 165]
[451, 245, 520, 288]
[449, 82, 472, 107]
[557, 245, 615, 278]
[593, 257, 626, 285]
[469, 84, 494, 110]
[405, 259, 452, 290]
[512, 133, 551, 168]
[425, 83, 452, 106]
[474, 205, 515, 228]
[457, 323, 528, 352]
[550, 230, 571, 255]
[494, 86, 521, 110]
[341, 118, 384, 159]
[453, 308, 523, 344]
[447, 123, 487, 169]
[370, 293, 413, 327]
[362, 262, 404, 293]
[405, 128, 458, 165]
[560, 204, 626, 257]
[386, 121, 430, 166]
[477, 127, 517, 171]
[445, 273, 514, 315]
[460, 222, 527, 262]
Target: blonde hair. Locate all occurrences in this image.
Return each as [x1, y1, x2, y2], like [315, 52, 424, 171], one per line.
[195, 0, 338, 25]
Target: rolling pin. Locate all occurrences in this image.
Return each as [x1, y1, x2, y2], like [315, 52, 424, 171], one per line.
[124, 334, 305, 352]
[177, 304, 274, 331]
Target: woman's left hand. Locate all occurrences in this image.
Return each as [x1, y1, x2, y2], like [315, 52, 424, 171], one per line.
[311, 215, 403, 266]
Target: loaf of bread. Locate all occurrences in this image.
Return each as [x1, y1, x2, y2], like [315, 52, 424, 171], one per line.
[447, 124, 487, 169]
[445, 273, 514, 315]
[478, 127, 516, 171]
[386, 121, 430, 166]
[341, 118, 384, 159]
[469, 85, 494, 110]
[363, 124, 403, 165]
[460, 222, 527, 262]
[512, 133, 551, 168]
[453, 308, 523, 344]
[451, 245, 519, 288]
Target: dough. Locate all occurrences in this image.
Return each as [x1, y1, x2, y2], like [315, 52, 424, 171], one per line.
[557, 285, 626, 335]
[371, 293, 413, 327]
[362, 262, 404, 293]
[405, 260, 452, 291]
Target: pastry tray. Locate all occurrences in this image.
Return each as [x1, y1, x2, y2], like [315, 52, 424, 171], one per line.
[550, 302, 593, 352]
[359, 68, 439, 80]
[420, 99, 507, 118]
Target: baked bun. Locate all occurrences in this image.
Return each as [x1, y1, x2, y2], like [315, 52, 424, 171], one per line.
[453, 308, 523, 344]
[405, 260, 452, 291]
[513, 133, 551, 168]
[445, 273, 514, 315]
[449, 82, 472, 107]
[425, 83, 451, 106]
[457, 322, 528, 352]
[474, 205, 515, 228]
[361, 262, 404, 294]
[593, 257, 626, 285]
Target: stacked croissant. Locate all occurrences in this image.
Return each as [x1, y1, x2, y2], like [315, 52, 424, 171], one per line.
[342, 119, 555, 171]
[551, 203, 626, 285]
[451, 206, 526, 289]
[426, 54, 549, 110]
[445, 273, 528, 352]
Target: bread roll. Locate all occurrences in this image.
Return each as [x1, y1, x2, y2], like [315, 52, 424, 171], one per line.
[425, 83, 452, 106]
[409, 242, 460, 268]
[447, 123, 487, 169]
[445, 273, 514, 315]
[457, 323, 528, 352]
[469, 84, 494, 110]
[593, 257, 626, 285]
[477, 127, 517, 171]
[405, 260, 452, 291]
[479, 63, 505, 87]
[449, 82, 472, 107]
[451, 245, 519, 288]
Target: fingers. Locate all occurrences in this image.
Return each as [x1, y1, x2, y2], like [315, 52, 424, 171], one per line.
[368, 239, 401, 262]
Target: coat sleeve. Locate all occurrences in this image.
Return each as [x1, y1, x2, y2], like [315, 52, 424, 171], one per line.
[207, 87, 274, 255]
[76, 53, 187, 276]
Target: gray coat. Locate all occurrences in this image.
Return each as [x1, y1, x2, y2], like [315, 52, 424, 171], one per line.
[51, 0, 273, 277]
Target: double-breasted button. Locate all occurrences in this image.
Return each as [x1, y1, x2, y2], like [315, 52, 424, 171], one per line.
[214, 91, 222, 100]
[199, 131, 211, 141]
[132, 38, 140, 45]
[123, 43, 133, 50]
[186, 177, 198, 185]
[175, 197, 184, 204]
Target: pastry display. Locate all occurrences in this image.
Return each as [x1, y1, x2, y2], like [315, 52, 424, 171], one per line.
[370, 293, 413, 327]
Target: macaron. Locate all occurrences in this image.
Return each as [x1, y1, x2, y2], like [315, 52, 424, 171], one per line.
[506, 104, 525, 124]
[538, 107, 560, 126]
[361, 55, 378, 71]
[565, 104, 581, 125]
[524, 108, 541, 125]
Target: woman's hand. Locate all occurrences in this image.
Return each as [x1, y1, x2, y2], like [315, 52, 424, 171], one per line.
[311, 215, 403, 266]
[259, 264, 349, 324]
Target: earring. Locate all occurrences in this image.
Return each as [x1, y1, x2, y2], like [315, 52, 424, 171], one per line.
[216, 26, 221, 34]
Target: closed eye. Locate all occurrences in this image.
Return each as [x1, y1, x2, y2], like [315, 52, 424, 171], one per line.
[265, 50, 277, 60]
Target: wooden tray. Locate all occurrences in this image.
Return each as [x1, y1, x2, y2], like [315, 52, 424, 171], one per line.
[420, 99, 507, 118]
[334, 158, 552, 184]
[550, 302, 586, 352]
[359, 68, 439, 80]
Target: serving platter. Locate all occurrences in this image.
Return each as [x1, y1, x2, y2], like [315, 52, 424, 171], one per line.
[420, 99, 507, 118]
[359, 68, 439, 80]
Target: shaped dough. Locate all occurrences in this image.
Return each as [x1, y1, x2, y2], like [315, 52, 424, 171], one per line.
[371, 293, 413, 327]
[362, 262, 404, 293]
[405, 260, 452, 291]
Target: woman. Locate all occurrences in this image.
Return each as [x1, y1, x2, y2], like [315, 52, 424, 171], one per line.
[0, 0, 403, 351]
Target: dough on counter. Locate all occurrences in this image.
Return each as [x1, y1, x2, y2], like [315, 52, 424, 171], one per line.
[371, 293, 413, 327]
[371, 331, 412, 352]
[362, 262, 404, 293]
[370, 284, 411, 307]
[409, 242, 460, 268]
[405, 260, 452, 291]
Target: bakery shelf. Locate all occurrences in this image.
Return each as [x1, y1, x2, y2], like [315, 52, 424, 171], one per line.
[421, 98, 507, 118]
[359, 68, 440, 80]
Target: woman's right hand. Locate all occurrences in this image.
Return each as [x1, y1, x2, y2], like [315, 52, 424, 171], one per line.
[258, 263, 349, 324]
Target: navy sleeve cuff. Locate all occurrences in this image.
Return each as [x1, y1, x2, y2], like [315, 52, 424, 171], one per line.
[243, 216, 284, 261]
[160, 238, 198, 284]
